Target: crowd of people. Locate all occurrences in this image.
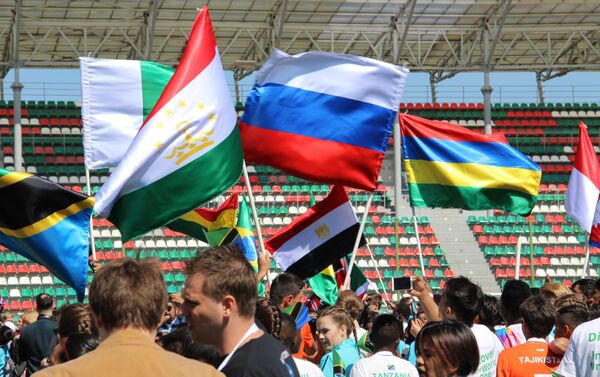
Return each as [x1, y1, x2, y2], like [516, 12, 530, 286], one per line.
[0, 244, 599, 377]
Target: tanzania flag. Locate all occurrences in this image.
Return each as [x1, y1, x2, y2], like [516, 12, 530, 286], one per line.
[94, 7, 242, 241]
[400, 113, 541, 215]
[0, 169, 94, 301]
[167, 193, 238, 244]
[332, 349, 345, 377]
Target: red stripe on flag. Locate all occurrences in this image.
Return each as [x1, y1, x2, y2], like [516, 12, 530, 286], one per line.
[399, 113, 509, 144]
[239, 121, 383, 191]
[193, 193, 238, 222]
[573, 121, 600, 190]
[142, 6, 217, 128]
[265, 185, 351, 252]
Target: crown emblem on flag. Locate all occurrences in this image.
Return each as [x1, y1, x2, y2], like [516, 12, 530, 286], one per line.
[315, 224, 330, 240]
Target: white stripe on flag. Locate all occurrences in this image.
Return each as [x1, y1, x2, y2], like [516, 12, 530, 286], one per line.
[255, 49, 408, 111]
[81, 57, 144, 169]
[273, 201, 358, 271]
[566, 167, 600, 232]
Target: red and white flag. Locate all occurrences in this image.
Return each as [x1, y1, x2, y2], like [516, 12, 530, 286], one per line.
[265, 185, 365, 280]
[565, 121, 600, 234]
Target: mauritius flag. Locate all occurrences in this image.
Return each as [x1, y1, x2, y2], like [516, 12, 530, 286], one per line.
[400, 113, 541, 215]
[94, 7, 242, 241]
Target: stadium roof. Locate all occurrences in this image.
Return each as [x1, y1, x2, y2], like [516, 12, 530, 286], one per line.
[0, 0, 599, 82]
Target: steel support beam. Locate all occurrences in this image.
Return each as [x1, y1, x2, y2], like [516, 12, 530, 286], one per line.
[11, 0, 23, 172]
[536, 72, 545, 104]
[481, 25, 493, 135]
[143, 0, 160, 60]
[429, 72, 438, 103]
[274, 0, 288, 49]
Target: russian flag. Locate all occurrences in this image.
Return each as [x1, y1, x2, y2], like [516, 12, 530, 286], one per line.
[239, 49, 408, 191]
[265, 185, 365, 279]
[565, 122, 600, 242]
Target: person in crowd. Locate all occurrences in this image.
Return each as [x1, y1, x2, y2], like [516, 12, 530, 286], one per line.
[278, 313, 325, 377]
[336, 291, 367, 343]
[359, 294, 383, 330]
[157, 299, 185, 338]
[551, 304, 589, 354]
[554, 294, 587, 310]
[19, 311, 37, 329]
[496, 296, 562, 376]
[415, 319, 479, 377]
[588, 303, 600, 320]
[498, 280, 532, 347]
[255, 298, 282, 339]
[270, 273, 317, 360]
[540, 282, 572, 305]
[593, 279, 600, 306]
[18, 294, 57, 374]
[570, 279, 596, 307]
[476, 295, 503, 333]
[160, 326, 221, 367]
[182, 245, 299, 377]
[554, 314, 600, 376]
[409, 276, 504, 377]
[49, 303, 98, 365]
[350, 314, 418, 377]
[317, 306, 361, 377]
[34, 258, 222, 377]
[0, 322, 15, 377]
[394, 297, 415, 333]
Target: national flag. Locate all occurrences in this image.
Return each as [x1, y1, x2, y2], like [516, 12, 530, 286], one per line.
[307, 265, 339, 306]
[282, 302, 311, 331]
[0, 169, 94, 301]
[80, 57, 174, 169]
[219, 196, 259, 271]
[565, 121, 600, 234]
[400, 113, 542, 215]
[94, 7, 243, 241]
[167, 193, 238, 244]
[239, 49, 408, 191]
[308, 256, 370, 306]
[265, 186, 365, 280]
[332, 349, 345, 377]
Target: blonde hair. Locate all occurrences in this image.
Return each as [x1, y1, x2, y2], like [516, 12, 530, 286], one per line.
[540, 283, 572, 303]
[318, 306, 357, 342]
[21, 310, 38, 326]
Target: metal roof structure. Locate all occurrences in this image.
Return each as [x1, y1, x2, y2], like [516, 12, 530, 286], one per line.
[0, 0, 599, 83]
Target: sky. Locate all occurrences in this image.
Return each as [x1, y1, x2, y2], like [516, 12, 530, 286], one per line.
[1, 67, 598, 105]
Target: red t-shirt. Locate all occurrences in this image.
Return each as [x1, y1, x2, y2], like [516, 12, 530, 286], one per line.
[496, 339, 562, 377]
[292, 323, 316, 359]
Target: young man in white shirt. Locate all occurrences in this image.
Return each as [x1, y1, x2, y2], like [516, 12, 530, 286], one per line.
[350, 314, 418, 377]
[553, 316, 600, 377]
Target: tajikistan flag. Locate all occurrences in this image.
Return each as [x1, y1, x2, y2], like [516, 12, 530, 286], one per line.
[94, 7, 243, 241]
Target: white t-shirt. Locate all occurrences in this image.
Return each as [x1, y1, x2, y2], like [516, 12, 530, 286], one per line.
[554, 317, 600, 377]
[349, 351, 418, 377]
[470, 324, 505, 377]
[294, 357, 325, 377]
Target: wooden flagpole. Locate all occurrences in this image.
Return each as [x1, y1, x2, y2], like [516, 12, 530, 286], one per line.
[85, 167, 97, 261]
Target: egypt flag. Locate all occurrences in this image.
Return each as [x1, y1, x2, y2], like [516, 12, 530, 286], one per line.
[566, 121, 600, 234]
[94, 7, 243, 241]
[265, 185, 365, 279]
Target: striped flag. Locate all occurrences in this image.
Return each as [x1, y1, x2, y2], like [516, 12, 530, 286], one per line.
[80, 57, 174, 169]
[240, 49, 408, 191]
[566, 121, 600, 234]
[265, 185, 365, 280]
[94, 7, 243, 241]
[0, 169, 94, 301]
[400, 113, 541, 215]
[167, 193, 239, 244]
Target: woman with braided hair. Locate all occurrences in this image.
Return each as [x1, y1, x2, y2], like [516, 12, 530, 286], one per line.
[254, 298, 282, 339]
[317, 307, 361, 377]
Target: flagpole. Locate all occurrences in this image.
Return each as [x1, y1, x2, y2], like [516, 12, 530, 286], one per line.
[515, 237, 522, 280]
[393, 116, 402, 277]
[344, 193, 374, 290]
[365, 243, 389, 299]
[411, 208, 426, 277]
[242, 160, 271, 286]
[528, 215, 535, 286]
[85, 167, 97, 261]
[582, 235, 591, 278]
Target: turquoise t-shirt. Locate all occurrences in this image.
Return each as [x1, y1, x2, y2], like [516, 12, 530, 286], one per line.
[320, 338, 361, 377]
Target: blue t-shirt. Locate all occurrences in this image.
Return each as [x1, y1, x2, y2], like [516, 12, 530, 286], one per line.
[0, 343, 10, 377]
[320, 338, 361, 377]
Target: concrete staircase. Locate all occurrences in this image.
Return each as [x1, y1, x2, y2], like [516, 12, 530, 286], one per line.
[380, 152, 502, 295]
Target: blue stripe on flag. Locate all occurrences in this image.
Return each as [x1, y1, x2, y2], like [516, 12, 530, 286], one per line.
[241, 83, 395, 152]
[402, 136, 540, 171]
[0, 209, 91, 301]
